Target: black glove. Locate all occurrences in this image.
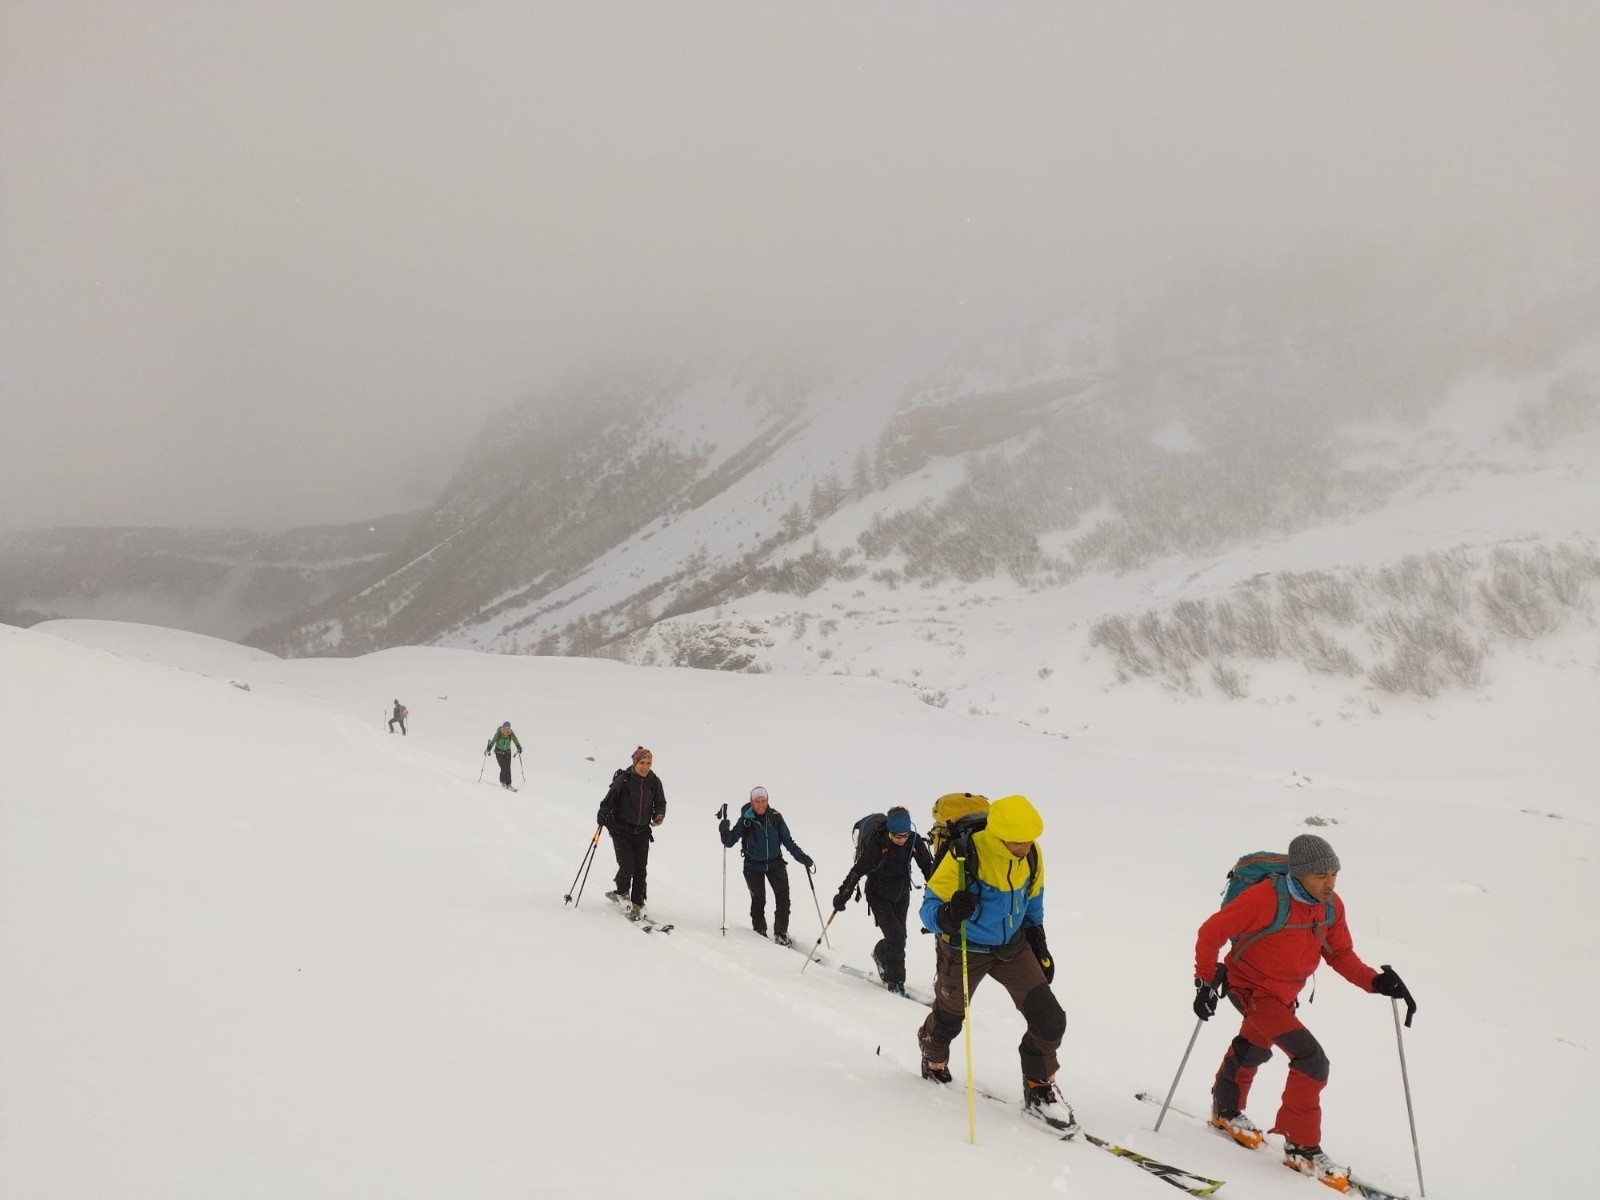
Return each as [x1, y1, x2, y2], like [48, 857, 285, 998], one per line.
[1193, 964, 1227, 1021]
[596, 803, 613, 828]
[1371, 966, 1410, 1000]
[797, 853, 814, 871]
[832, 885, 851, 913]
[1024, 925, 1054, 985]
[718, 818, 731, 836]
[936, 890, 978, 936]
[1373, 964, 1417, 1025]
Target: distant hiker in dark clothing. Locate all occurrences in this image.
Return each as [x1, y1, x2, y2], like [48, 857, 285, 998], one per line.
[388, 699, 408, 735]
[719, 786, 813, 946]
[598, 747, 666, 918]
[833, 805, 933, 995]
[484, 721, 522, 789]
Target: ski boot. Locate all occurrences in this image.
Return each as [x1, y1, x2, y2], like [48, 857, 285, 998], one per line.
[920, 1056, 952, 1084]
[1209, 1109, 1265, 1149]
[1283, 1141, 1351, 1193]
[1022, 1078, 1079, 1135]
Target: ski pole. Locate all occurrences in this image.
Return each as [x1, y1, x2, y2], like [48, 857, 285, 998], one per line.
[959, 858, 975, 1145]
[572, 827, 604, 907]
[517, 752, 526, 784]
[564, 827, 602, 907]
[799, 911, 836, 974]
[477, 753, 487, 783]
[1389, 982, 1425, 1197]
[804, 867, 830, 947]
[1153, 1017, 1205, 1133]
[716, 804, 728, 936]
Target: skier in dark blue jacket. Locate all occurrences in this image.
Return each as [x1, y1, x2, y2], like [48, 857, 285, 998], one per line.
[718, 786, 813, 946]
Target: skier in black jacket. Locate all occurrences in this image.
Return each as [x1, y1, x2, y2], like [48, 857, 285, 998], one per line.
[597, 747, 666, 919]
[718, 786, 813, 946]
[833, 806, 934, 995]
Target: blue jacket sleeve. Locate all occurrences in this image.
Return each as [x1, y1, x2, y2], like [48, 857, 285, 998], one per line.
[1024, 884, 1046, 928]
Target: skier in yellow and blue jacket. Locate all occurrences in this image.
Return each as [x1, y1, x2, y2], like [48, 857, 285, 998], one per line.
[915, 794, 1071, 1126]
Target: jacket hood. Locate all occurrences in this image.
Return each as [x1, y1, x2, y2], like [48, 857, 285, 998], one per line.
[986, 794, 1043, 842]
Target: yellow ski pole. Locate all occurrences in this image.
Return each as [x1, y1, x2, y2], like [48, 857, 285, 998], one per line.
[959, 858, 975, 1145]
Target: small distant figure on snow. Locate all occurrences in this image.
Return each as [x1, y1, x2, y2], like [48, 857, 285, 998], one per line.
[484, 721, 522, 789]
[388, 699, 409, 736]
[718, 785, 813, 946]
[598, 747, 667, 919]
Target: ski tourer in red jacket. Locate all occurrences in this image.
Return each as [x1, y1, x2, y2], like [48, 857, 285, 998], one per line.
[1190, 834, 1414, 1192]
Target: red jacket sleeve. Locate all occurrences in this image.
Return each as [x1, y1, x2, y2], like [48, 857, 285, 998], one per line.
[1194, 883, 1276, 982]
[1322, 896, 1379, 991]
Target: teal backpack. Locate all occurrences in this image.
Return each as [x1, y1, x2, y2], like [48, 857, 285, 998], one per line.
[1223, 851, 1335, 956]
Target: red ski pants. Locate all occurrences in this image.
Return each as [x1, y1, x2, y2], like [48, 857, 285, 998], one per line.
[1211, 988, 1330, 1147]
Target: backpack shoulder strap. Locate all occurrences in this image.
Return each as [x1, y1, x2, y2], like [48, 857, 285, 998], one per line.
[1229, 875, 1293, 957]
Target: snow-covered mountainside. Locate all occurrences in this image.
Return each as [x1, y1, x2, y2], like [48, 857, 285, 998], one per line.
[242, 245, 1600, 723]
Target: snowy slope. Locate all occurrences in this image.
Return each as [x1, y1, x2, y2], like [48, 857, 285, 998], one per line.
[3, 619, 1595, 1199]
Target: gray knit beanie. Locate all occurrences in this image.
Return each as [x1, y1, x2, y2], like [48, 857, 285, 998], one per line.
[1288, 833, 1341, 876]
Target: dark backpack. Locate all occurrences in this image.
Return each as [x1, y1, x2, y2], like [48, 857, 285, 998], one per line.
[1222, 850, 1336, 957]
[595, 767, 629, 824]
[851, 812, 888, 851]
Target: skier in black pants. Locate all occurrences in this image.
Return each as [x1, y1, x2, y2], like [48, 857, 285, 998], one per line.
[388, 699, 408, 735]
[598, 747, 666, 919]
[719, 786, 814, 946]
[833, 806, 933, 995]
[484, 722, 522, 789]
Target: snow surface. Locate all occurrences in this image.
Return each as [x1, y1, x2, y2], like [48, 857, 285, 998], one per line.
[3, 618, 1594, 1199]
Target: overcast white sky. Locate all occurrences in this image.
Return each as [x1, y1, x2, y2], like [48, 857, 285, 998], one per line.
[3, 1, 1597, 531]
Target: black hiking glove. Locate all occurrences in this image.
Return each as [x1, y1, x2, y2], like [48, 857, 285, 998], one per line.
[936, 890, 978, 936]
[832, 885, 851, 913]
[1193, 964, 1227, 1021]
[1371, 964, 1418, 1027]
[1024, 925, 1054, 985]
[796, 853, 814, 871]
[1371, 966, 1407, 998]
[1372, 964, 1417, 1025]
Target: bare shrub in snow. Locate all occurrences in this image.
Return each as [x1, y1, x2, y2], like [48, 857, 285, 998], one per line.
[1089, 538, 1594, 700]
[1210, 660, 1249, 699]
